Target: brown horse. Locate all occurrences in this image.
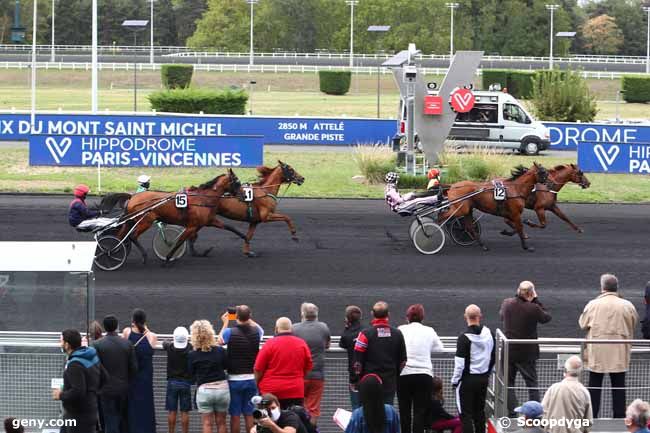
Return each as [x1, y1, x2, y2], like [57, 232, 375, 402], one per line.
[501, 163, 590, 235]
[117, 169, 245, 263]
[439, 163, 549, 252]
[216, 161, 304, 257]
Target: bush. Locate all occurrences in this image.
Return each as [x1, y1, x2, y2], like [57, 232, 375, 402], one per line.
[621, 75, 650, 103]
[482, 69, 535, 99]
[398, 174, 428, 189]
[148, 88, 248, 114]
[530, 70, 598, 122]
[482, 69, 509, 91]
[439, 148, 509, 184]
[161, 65, 194, 89]
[352, 144, 396, 184]
[318, 71, 352, 95]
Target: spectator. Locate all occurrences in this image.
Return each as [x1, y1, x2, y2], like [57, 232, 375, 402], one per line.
[430, 376, 461, 433]
[89, 321, 104, 342]
[219, 305, 264, 433]
[249, 393, 308, 433]
[511, 401, 544, 433]
[122, 309, 158, 433]
[93, 315, 138, 433]
[293, 302, 331, 426]
[53, 329, 106, 433]
[397, 304, 444, 433]
[345, 374, 400, 433]
[189, 320, 230, 433]
[163, 327, 193, 433]
[641, 283, 650, 340]
[451, 304, 495, 433]
[541, 356, 592, 433]
[340, 305, 364, 410]
[353, 301, 407, 405]
[254, 317, 313, 409]
[499, 281, 551, 415]
[624, 399, 650, 433]
[579, 273, 638, 418]
[4, 418, 24, 433]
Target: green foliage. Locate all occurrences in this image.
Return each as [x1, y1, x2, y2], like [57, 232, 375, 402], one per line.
[621, 76, 650, 103]
[173, 0, 207, 44]
[482, 70, 510, 90]
[482, 70, 535, 99]
[398, 174, 428, 190]
[161, 65, 194, 89]
[148, 88, 248, 114]
[439, 150, 507, 184]
[531, 70, 598, 122]
[187, 0, 248, 50]
[351, 145, 396, 184]
[318, 71, 352, 96]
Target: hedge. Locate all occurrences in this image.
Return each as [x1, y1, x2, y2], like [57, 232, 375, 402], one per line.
[161, 64, 194, 89]
[318, 71, 352, 95]
[482, 69, 509, 92]
[398, 174, 428, 189]
[148, 88, 248, 114]
[481, 69, 536, 99]
[621, 75, 650, 103]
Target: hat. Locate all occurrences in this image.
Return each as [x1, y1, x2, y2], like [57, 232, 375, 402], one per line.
[173, 327, 189, 349]
[515, 401, 543, 419]
[73, 184, 90, 198]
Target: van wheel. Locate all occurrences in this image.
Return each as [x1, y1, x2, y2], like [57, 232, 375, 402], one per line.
[521, 139, 539, 156]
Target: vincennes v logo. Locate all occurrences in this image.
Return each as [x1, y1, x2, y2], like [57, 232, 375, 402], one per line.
[45, 136, 72, 164]
[593, 144, 620, 172]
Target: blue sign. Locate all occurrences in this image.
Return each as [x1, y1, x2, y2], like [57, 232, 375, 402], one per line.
[30, 134, 264, 167]
[0, 113, 396, 146]
[544, 122, 650, 151]
[577, 141, 650, 174]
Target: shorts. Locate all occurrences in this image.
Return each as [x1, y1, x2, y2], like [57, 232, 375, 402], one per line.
[196, 383, 230, 414]
[228, 379, 258, 416]
[165, 380, 192, 412]
[303, 379, 325, 417]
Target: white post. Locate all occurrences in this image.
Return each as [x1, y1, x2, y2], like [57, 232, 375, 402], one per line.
[91, 0, 98, 112]
[97, 160, 101, 193]
[645, 7, 650, 74]
[150, 0, 154, 64]
[30, 0, 37, 131]
[347, 0, 358, 69]
[249, 1, 254, 66]
[50, 0, 55, 62]
[445, 3, 459, 58]
[546, 4, 559, 70]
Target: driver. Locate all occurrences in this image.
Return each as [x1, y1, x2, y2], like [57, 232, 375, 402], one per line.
[68, 184, 112, 229]
[249, 393, 308, 433]
[136, 174, 151, 193]
[384, 171, 443, 214]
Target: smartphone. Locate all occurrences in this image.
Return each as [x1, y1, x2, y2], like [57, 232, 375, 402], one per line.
[227, 307, 236, 321]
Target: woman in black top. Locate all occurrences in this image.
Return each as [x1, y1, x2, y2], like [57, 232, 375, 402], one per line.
[430, 377, 461, 433]
[188, 320, 230, 433]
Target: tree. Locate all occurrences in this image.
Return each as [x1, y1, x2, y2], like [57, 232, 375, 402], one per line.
[187, 0, 248, 51]
[581, 14, 623, 55]
[583, 0, 645, 55]
[173, 0, 207, 45]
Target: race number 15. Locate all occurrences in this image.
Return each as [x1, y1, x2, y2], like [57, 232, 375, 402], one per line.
[175, 193, 188, 208]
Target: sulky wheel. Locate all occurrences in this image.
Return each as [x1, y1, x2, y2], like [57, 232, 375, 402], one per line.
[447, 217, 482, 246]
[409, 217, 434, 240]
[411, 221, 446, 255]
[152, 225, 187, 262]
[94, 235, 128, 271]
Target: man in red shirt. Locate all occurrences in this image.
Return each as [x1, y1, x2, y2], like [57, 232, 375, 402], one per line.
[254, 317, 313, 409]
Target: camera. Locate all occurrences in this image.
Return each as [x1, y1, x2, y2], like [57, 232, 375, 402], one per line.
[251, 396, 273, 433]
[403, 65, 417, 83]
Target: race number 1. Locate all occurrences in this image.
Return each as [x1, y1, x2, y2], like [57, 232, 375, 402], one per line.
[243, 185, 254, 202]
[175, 193, 188, 208]
[494, 187, 506, 201]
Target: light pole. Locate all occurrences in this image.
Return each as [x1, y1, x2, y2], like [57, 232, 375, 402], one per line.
[30, 0, 37, 130]
[346, 0, 358, 69]
[367, 25, 390, 119]
[546, 4, 559, 70]
[445, 2, 459, 58]
[122, 20, 149, 113]
[50, 0, 56, 62]
[249, 80, 256, 114]
[248, 0, 259, 66]
[149, 0, 157, 64]
[91, 0, 98, 112]
[643, 6, 650, 74]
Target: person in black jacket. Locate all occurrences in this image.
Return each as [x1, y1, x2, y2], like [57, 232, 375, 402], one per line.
[53, 329, 107, 433]
[430, 376, 461, 433]
[642, 282, 650, 340]
[93, 315, 138, 433]
[499, 281, 551, 416]
[340, 305, 363, 409]
[352, 301, 407, 405]
[451, 305, 495, 433]
[163, 326, 193, 433]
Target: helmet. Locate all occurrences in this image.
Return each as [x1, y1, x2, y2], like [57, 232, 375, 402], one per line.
[427, 168, 440, 180]
[385, 172, 400, 184]
[73, 184, 90, 198]
[137, 174, 151, 185]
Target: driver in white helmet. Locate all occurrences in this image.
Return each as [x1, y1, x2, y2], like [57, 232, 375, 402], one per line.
[136, 174, 151, 193]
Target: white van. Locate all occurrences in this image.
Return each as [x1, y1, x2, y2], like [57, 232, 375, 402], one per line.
[398, 90, 550, 155]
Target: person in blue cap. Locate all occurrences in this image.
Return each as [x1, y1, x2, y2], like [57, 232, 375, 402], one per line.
[513, 401, 544, 433]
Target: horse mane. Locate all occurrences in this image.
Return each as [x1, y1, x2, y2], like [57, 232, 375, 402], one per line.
[192, 174, 225, 190]
[508, 165, 529, 180]
[257, 166, 274, 178]
[553, 164, 570, 171]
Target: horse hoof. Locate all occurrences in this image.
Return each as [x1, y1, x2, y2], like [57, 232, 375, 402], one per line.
[201, 247, 214, 257]
[481, 245, 489, 252]
[245, 251, 258, 258]
[500, 230, 514, 237]
[292, 236, 300, 243]
[523, 234, 530, 240]
[526, 246, 535, 253]
[577, 228, 584, 234]
[142, 256, 148, 265]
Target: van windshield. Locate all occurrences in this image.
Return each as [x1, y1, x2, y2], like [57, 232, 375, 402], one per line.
[455, 104, 498, 123]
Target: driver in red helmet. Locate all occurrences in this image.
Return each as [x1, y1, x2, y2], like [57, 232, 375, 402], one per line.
[68, 184, 100, 228]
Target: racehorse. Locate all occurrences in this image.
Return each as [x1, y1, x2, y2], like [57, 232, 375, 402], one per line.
[501, 163, 591, 236]
[216, 161, 304, 257]
[439, 163, 549, 252]
[116, 169, 245, 263]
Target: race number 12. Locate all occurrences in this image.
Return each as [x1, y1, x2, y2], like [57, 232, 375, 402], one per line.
[175, 193, 188, 208]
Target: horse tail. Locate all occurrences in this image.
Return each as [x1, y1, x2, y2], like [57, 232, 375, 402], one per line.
[99, 193, 132, 214]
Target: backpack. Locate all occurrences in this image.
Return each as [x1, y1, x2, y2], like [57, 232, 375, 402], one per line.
[287, 405, 319, 433]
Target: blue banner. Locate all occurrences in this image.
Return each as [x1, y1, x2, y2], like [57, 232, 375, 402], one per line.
[0, 113, 396, 146]
[29, 134, 264, 167]
[544, 122, 650, 151]
[577, 141, 650, 174]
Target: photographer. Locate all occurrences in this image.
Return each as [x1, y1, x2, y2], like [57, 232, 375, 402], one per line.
[249, 394, 308, 433]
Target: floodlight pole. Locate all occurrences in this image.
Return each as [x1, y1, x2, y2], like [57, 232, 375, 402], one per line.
[91, 0, 98, 112]
[445, 3, 459, 58]
[50, 0, 55, 62]
[346, 0, 358, 69]
[30, 0, 37, 131]
[134, 33, 138, 112]
[149, 0, 155, 64]
[546, 4, 559, 70]
[644, 7, 650, 74]
[248, 0, 259, 66]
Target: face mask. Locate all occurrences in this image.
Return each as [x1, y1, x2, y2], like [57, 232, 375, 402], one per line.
[270, 408, 281, 421]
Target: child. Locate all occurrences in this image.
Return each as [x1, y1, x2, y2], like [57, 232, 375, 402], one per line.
[430, 376, 461, 433]
[162, 327, 193, 433]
